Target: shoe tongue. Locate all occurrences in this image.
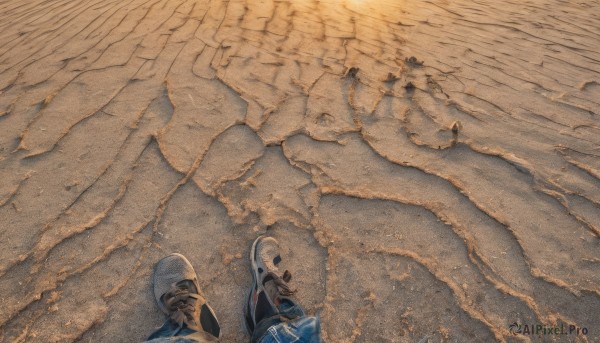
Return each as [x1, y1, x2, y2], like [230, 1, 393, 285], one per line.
[175, 279, 198, 294]
[161, 280, 199, 310]
[165, 280, 203, 330]
[261, 274, 280, 304]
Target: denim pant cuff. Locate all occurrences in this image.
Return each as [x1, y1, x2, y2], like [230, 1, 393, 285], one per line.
[251, 297, 306, 343]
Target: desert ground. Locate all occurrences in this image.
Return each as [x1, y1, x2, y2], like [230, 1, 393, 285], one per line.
[0, 0, 599, 341]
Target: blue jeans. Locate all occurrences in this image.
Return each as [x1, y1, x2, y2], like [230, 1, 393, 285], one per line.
[144, 298, 321, 343]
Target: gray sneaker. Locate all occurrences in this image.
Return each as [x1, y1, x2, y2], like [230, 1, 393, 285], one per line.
[244, 236, 296, 335]
[153, 253, 221, 338]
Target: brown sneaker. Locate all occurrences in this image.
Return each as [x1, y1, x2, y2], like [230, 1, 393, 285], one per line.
[153, 253, 221, 338]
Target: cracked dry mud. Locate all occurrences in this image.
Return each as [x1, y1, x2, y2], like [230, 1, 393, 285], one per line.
[0, 0, 599, 342]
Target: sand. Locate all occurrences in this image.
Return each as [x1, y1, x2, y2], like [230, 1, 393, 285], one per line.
[0, 0, 599, 341]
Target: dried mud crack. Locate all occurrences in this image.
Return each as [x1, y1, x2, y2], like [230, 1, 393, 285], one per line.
[0, 0, 599, 342]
